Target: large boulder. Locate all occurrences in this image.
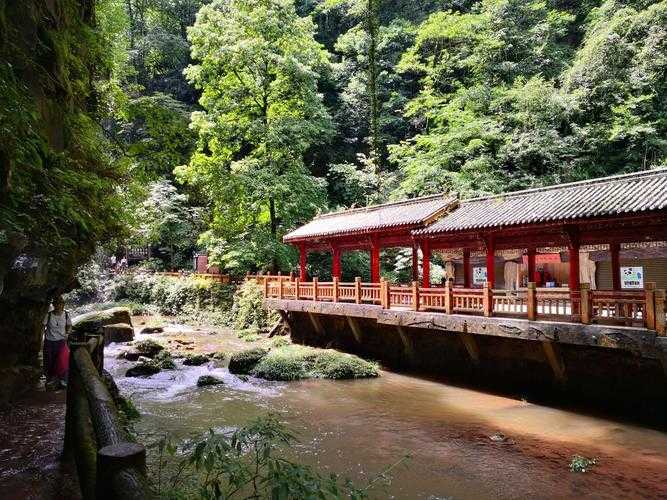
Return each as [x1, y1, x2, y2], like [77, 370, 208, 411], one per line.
[183, 354, 209, 366]
[228, 348, 269, 375]
[134, 339, 164, 358]
[72, 308, 132, 336]
[103, 323, 134, 345]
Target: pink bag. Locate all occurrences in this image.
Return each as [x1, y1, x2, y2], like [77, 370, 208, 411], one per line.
[55, 342, 70, 379]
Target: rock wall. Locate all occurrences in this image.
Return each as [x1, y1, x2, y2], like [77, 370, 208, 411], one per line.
[0, 0, 116, 404]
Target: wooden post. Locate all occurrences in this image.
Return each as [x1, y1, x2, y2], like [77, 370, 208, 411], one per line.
[333, 277, 339, 303]
[568, 244, 580, 291]
[383, 280, 391, 309]
[370, 240, 380, 283]
[483, 281, 493, 317]
[263, 276, 269, 297]
[655, 290, 665, 335]
[445, 279, 453, 314]
[580, 283, 591, 324]
[411, 281, 420, 311]
[411, 244, 419, 282]
[278, 278, 284, 300]
[313, 277, 319, 301]
[527, 247, 536, 284]
[380, 279, 386, 308]
[645, 282, 656, 330]
[97, 442, 147, 500]
[355, 277, 362, 304]
[610, 243, 621, 291]
[420, 240, 431, 288]
[463, 249, 471, 288]
[527, 282, 537, 321]
[295, 278, 301, 300]
[485, 236, 495, 289]
[299, 243, 307, 281]
[331, 245, 342, 279]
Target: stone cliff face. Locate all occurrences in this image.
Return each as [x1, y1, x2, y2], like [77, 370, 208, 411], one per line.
[0, 0, 115, 404]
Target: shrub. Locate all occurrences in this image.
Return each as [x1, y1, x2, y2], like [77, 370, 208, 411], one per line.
[228, 348, 269, 375]
[231, 280, 278, 330]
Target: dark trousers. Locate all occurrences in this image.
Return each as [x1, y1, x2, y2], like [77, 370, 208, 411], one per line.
[43, 338, 66, 380]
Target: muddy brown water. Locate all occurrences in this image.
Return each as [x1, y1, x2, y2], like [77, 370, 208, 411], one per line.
[107, 323, 667, 499]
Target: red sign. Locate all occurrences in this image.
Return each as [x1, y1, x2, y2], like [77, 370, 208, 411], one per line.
[522, 253, 562, 265]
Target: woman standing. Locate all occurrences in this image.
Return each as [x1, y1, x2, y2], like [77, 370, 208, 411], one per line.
[42, 296, 71, 390]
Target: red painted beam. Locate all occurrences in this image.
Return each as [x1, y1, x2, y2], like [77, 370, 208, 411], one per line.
[299, 243, 307, 281]
[485, 236, 495, 288]
[421, 240, 431, 288]
[412, 244, 419, 282]
[463, 249, 471, 288]
[610, 243, 621, 291]
[331, 245, 341, 279]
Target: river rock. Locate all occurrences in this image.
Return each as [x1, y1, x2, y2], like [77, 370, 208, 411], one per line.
[197, 375, 224, 387]
[228, 348, 269, 375]
[72, 307, 132, 336]
[183, 354, 209, 366]
[134, 339, 164, 358]
[140, 326, 164, 334]
[103, 323, 134, 345]
[123, 350, 141, 361]
[126, 363, 161, 377]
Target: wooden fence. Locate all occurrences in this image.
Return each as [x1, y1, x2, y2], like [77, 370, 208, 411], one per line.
[65, 334, 154, 499]
[252, 275, 666, 334]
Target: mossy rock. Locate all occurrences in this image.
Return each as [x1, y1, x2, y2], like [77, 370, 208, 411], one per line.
[135, 339, 164, 358]
[154, 351, 176, 370]
[183, 354, 209, 366]
[228, 348, 269, 375]
[312, 351, 379, 380]
[103, 323, 134, 345]
[250, 346, 379, 381]
[197, 375, 225, 387]
[209, 352, 226, 360]
[126, 362, 161, 377]
[139, 326, 164, 334]
[72, 307, 132, 335]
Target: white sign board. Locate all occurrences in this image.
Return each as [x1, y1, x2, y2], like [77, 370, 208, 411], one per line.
[621, 266, 644, 289]
[473, 266, 487, 285]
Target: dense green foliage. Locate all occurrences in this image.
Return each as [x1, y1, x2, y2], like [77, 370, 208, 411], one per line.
[99, 0, 666, 278]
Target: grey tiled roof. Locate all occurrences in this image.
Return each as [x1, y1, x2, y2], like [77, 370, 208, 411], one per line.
[415, 168, 667, 235]
[283, 194, 455, 241]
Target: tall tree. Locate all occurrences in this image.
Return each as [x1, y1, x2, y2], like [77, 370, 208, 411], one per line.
[180, 0, 333, 272]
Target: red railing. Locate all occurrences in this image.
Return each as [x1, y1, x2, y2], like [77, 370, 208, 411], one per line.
[251, 275, 666, 334]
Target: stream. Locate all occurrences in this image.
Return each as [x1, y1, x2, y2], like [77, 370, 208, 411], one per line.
[106, 325, 667, 499]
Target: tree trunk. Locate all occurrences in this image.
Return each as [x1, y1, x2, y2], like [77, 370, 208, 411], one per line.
[269, 197, 278, 273]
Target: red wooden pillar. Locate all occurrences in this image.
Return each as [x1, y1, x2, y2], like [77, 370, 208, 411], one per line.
[421, 240, 431, 288]
[568, 243, 580, 291]
[485, 236, 496, 289]
[331, 245, 341, 280]
[299, 243, 307, 281]
[463, 249, 471, 288]
[370, 239, 380, 283]
[610, 243, 621, 290]
[527, 247, 536, 286]
[411, 244, 419, 282]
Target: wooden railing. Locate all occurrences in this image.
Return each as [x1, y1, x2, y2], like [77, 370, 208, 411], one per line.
[65, 334, 153, 499]
[255, 275, 666, 334]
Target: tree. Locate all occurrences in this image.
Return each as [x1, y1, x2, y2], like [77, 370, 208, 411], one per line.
[134, 180, 203, 269]
[179, 0, 333, 273]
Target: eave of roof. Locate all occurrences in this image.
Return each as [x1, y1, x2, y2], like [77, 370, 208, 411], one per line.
[413, 168, 667, 236]
[283, 193, 456, 242]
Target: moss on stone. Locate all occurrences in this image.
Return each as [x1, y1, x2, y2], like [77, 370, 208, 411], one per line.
[134, 339, 164, 358]
[183, 354, 209, 366]
[251, 345, 379, 381]
[228, 348, 269, 375]
[197, 375, 224, 387]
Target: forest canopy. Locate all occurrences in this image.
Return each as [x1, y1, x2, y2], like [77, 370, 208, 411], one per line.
[4, 0, 666, 280]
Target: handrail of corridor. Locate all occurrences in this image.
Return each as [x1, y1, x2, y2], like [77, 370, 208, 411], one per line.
[65, 334, 154, 499]
[251, 275, 666, 335]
